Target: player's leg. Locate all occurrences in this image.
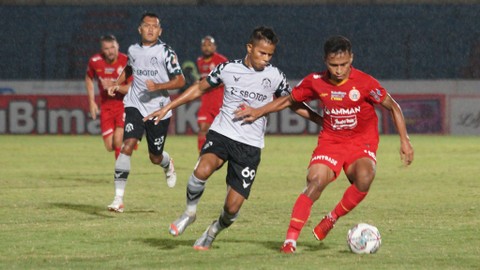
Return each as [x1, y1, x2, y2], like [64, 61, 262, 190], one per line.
[108, 107, 144, 213]
[193, 139, 259, 250]
[112, 127, 123, 159]
[281, 163, 335, 253]
[169, 131, 226, 237]
[197, 121, 210, 152]
[193, 187, 244, 250]
[313, 145, 377, 241]
[100, 106, 116, 158]
[112, 105, 125, 159]
[144, 118, 177, 188]
[331, 157, 376, 219]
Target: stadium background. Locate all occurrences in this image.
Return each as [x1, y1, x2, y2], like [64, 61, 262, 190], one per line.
[1, 0, 479, 135]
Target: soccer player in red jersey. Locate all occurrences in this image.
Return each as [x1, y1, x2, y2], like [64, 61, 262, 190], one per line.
[85, 35, 132, 159]
[196, 36, 228, 151]
[235, 36, 414, 253]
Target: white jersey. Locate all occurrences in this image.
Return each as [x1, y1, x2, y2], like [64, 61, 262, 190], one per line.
[207, 59, 291, 148]
[123, 39, 183, 118]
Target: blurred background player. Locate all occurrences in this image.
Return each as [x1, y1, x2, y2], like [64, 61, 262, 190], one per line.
[106, 12, 185, 213]
[85, 34, 132, 159]
[234, 35, 414, 254]
[144, 26, 321, 250]
[195, 36, 228, 152]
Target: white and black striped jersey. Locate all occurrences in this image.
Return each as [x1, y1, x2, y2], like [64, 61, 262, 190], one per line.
[207, 59, 291, 148]
[124, 39, 183, 118]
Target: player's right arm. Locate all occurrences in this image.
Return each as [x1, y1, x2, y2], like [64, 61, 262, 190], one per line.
[143, 78, 212, 125]
[107, 66, 132, 96]
[85, 74, 99, 120]
[235, 94, 294, 123]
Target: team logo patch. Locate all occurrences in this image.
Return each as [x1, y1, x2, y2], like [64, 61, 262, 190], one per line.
[369, 88, 383, 101]
[349, 88, 361, 101]
[125, 123, 134, 133]
[261, 78, 271, 89]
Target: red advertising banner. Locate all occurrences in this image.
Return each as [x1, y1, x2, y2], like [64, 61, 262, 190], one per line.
[0, 94, 446, 135]
[380, 94, 446, 134]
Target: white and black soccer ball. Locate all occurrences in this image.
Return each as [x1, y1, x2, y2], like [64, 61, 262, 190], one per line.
[347, 223, 382, 254]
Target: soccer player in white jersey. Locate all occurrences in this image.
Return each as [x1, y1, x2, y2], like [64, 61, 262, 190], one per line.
[144, 26, 322, 250]
[106, 12, 186, 213]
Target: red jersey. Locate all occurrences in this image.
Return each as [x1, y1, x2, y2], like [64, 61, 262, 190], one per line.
[86, 52, 130, 107]
[196, 52, 228, 107]
[292, 67, 387, 143]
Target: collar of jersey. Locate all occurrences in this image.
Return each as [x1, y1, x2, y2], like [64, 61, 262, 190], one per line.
[140, 39, 162, 48]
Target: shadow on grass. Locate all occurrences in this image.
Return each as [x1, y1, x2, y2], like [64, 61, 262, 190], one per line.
[220, 238, 330, 253]
[139, 236, 330, 253]
[50, 203, 114, 218]
[140, 237, 195, 250]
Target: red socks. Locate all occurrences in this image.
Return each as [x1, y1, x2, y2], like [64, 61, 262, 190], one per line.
[332, 184, 367, 220]
[286, 193, 313, 241]
[114, 147, 121, 159]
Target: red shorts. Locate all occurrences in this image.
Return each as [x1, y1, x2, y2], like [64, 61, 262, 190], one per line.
[100, 102, 125, 138]
[309, 136, 378, 180]
[197, 88, 223, 124]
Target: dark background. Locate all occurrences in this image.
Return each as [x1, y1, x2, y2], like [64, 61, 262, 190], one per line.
[1, 4, 479, 80]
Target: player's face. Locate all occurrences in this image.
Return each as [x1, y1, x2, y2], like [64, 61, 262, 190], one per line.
[138, 16, 162, 46]
[201, 39, 216, 58]
[101, 41, 119, 63]
[325, 51, 353, 83]
[246, 40, 276, 71]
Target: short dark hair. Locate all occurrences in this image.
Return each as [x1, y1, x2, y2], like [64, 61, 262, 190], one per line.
[100, 34, 117, 43]
[248, 26, 279, 46]
[140, 12, 160, 25]
[324, 36, 352, 57]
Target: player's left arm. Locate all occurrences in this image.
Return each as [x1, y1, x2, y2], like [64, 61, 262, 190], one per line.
[289, 101, 323, 126]
[380, 93, 414, 166]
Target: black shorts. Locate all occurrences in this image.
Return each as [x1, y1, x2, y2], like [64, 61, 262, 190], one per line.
[201, 130, 261, 199]
[123, 107, 170, 156]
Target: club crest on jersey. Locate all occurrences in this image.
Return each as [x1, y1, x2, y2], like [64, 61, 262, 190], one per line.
[261, 78, 271, 89]
[331, 91, 346, 101]
[349, 88, 361, 102]
[233, 76, 241, 82]
[150, 57, 158, 66]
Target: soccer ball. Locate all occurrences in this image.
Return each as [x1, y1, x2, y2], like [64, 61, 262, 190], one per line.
[347, 223, 382, 254]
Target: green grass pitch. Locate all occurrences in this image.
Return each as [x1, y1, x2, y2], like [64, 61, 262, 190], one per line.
[0, 135, 479, 269]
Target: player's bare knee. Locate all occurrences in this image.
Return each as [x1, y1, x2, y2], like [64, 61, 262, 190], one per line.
[149, 154, 162, 165]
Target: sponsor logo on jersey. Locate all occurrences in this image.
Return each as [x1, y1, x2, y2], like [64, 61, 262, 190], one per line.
[313, 74, 322, 79]
[135, 69, 159, 76]
[349, 88, 361, 102]
[105, 67, 115, 74]
[331, 91, 346, 101]
[311, 155, 338, 166]
[229, 87, 268, 102]
[331, 115, 358, 130]
[233, 75, 240, 82]
[324, 106, 361, 115]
